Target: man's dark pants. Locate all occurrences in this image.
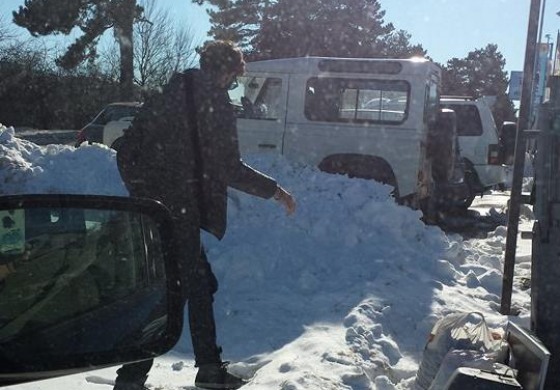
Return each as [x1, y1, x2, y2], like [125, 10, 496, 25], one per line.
[115, 216, 221, 385]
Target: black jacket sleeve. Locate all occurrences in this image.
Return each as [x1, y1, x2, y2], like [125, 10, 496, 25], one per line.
[195, 78, 278, 199]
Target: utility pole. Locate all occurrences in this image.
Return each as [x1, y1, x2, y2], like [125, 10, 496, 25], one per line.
[500, 0, 541, 315]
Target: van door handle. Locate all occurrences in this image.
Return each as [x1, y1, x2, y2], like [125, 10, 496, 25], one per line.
[258, 144, 277, 149]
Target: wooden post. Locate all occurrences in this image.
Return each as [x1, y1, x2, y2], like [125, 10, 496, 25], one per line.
[500, 0, 542, 315]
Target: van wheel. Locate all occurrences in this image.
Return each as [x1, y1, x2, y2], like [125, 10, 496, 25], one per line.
[459, 169, 478, 209]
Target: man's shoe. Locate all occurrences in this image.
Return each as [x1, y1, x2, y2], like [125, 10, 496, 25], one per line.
[113, 384, 149, 390]
[194, 362, 247, 389]
[113, 377, 149, 390]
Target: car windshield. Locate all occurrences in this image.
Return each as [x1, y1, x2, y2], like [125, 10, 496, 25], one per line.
[92, 105, 142, 125]
[0, 0, 554, 389]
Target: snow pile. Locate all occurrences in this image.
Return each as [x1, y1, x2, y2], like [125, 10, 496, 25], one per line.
[0, 124, 531, 390]
[0, 125, 126, 196]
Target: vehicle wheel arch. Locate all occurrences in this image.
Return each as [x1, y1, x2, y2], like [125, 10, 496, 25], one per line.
[317, 154, 399, 197]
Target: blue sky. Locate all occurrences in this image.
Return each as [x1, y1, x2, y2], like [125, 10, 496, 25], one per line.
[1, 0, 558, 74]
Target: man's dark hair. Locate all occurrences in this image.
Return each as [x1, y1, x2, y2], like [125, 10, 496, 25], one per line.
[198, 40, 245, 76]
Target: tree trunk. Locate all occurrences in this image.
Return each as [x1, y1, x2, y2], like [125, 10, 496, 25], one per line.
[115, 0, 136, 101]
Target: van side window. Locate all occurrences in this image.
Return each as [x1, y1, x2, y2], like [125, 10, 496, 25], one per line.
[425, 81, 439, 125]
[444, 104, 483, 136]
[304, 78, 343, 121]
[304, 78, 409, 124]
[229, 76, 282, 120]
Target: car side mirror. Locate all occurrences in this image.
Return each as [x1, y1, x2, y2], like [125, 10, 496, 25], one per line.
[0, 195, 185, 387]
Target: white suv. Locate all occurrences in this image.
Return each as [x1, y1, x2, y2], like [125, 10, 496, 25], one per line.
[440, 96, 511, 207]
[76, 102, 142, 149]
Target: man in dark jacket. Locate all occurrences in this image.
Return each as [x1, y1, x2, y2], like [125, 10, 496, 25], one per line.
[114, 41, 295, 390]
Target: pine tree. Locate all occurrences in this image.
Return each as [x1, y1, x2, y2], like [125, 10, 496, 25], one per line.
[442, 44, 516, 126]
[200, 0, 263, 47]
[13, 0, 143, 100]
[378, 29, 427, 59]
[194, 0, 425, 60]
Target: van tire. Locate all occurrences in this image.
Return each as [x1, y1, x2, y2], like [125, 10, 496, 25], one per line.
[318, 154, 399, 198]
[110, 137, 125, 151]
[459, 161, 480, 209]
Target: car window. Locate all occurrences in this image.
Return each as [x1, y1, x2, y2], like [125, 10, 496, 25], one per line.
[93, 106, 140, 126]
[424, 79, 440, 125]
[444, 104, 483, 136]
[0, 208, 161, 343]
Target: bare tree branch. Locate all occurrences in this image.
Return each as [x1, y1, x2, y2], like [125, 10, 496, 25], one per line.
[133, 0, 199, 89]
[0, 15, 17, 46]
[98, 0, 199, 91]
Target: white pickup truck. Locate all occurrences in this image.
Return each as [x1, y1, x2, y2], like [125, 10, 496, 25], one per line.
[229, 56, 469, 216]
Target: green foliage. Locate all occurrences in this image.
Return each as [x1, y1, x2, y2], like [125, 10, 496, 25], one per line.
[204, 0, 262, 46]
[0, 45, 120, 129]
[379, 29, 427, 59]
[256, 0, 390, 58]
[442, 44, 516, 126]
[12, 0, 86, 36]
[194, 0, 425, 60]
[13, 0, 143, 100]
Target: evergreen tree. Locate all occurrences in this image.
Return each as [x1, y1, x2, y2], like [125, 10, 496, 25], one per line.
[378, 29, 427, 59]
[13, 0, 143, 100]
[442, 44, 516, 126]
[254, 0, 392, 59]
[194, 0, 425, 60]
[196, 0, 263, 47]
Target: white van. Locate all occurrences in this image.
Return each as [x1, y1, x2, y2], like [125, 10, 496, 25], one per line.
[229, 57, 468, 214]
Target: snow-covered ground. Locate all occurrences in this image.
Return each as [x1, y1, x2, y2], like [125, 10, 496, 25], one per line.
[0, 125, 534, 389]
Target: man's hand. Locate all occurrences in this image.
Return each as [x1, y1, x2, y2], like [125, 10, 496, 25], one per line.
[273, 186, 296, 215]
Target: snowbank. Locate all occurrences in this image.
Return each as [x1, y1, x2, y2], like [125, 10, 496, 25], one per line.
[0, 124, 530, 390]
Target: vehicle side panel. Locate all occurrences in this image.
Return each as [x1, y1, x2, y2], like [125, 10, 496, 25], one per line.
[283, 73, 425, 197]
